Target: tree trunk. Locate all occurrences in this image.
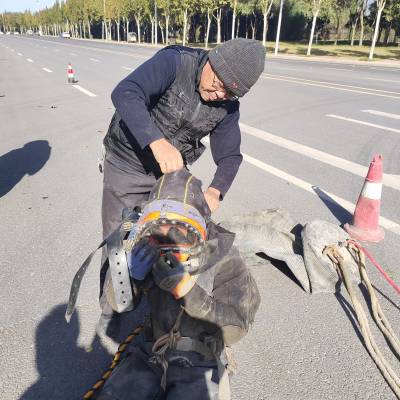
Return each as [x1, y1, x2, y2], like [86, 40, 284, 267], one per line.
[359, 0, 366, 46]
[350, 17, 358, 46]
[262, 13, 268, 46]
[216, 8, 222, 44]
[205, 9, 211, 49]
[369, 5, 384, 60]
[307, 11, 319, 56]
[135, 16, 141, 44]
[117, 20, 120, 42]
[159, 21, 165, 44]
[236, 16, 240, 38]
[334, 18, 340, 45]
[165, 15, 169, 45]
[88, 20, 92, 39]
[126, 18, 129, 41]
[183, 8, 188, 45]
[251, 16, 256, 39]
[274, 0, 284, 55]
[83, 21, 86, 38]
[245, 16, 248, 39]
[384, 21, 392, 45]
[231, 0, 237, 39]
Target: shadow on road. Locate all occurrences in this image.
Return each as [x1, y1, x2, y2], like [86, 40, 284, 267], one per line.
[312, 186, 353, 225]
[20, 304, 111, 400]
[0, 140, 51, 198]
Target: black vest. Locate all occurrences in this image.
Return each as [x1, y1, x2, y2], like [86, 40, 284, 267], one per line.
[105, 46, 230, 172]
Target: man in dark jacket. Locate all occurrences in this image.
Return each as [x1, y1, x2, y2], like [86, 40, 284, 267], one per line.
[95, 169, 261, 400]
[100, 38, 265, 333]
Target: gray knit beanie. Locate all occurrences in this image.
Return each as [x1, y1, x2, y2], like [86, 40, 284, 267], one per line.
[208, 38, 265, 98]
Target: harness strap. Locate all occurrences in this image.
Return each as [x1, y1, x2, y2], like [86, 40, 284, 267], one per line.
[65, 209, 140, 322]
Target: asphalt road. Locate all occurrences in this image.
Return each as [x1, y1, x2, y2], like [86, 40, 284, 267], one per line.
[1, 35, 399, 400]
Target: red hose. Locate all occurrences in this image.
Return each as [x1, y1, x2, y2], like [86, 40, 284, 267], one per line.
[348, 240, 400, 295]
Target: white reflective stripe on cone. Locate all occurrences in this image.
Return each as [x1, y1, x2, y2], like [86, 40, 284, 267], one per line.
[361, 182, 382, 200]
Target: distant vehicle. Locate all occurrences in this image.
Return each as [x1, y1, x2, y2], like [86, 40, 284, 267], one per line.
[13, 31, 20, 35]
[61, 32, 71, 38]
[26, 29, 33, 35]
[127, 32, 137, 43]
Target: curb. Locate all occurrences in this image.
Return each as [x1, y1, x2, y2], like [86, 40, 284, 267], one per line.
[267, 53, 400, 69]
[49, 35, 400, 69]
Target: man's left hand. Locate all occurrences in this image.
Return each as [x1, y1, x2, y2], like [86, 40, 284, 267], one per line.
[203, 187, 220, 213]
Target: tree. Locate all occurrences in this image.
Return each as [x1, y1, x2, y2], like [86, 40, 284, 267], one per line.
[381, 0, 400, 45]
[369, 0, 387, 60]
[212, 0, 230, 43]
[131, 0, 149, 43]
[274, 0, 284, 54]
[300, 0, 332, 56]
[258, 0, 276, 46]
[358, 0, 367, 45]
[330, 0, 350, 45]
[200, 0, 215, 48]
[348, 0, 363, 46]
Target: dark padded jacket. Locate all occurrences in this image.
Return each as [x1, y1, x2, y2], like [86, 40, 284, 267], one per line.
[134, 222, 261, 347]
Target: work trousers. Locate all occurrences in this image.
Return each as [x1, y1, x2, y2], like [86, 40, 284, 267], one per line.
[95, 343, 220, 400]
[99, 153, 156, 315]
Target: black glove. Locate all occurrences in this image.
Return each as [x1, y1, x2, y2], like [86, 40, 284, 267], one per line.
[152, 253, 198, 298]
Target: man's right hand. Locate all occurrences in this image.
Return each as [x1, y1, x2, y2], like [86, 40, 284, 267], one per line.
[149, 138, 184, 174]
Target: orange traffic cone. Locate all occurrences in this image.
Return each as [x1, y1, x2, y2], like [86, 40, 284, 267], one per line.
[67, 62, 78, 83]
[344, 154, 384, 243]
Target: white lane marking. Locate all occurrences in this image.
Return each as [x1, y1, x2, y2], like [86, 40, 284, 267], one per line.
[239, 122, 400, 191]
[327, 114, 400, 134]
[89, 58, 100, 62]
[42, 67, 52, 73]
[122, 66, 133, 71]
[69, 52, 77, 56]
[366, 77, 400, 84]
[264, 73, 400, 95]
[42, 46, 47, 49]
[72, 85, 97, 97]
[362, 109, 400, 120]
[262, 73, 400, 100]
[23, 37, 149, 60]
[5, 46, 8, 48]
[269, 65, 300, 72]
[17, 53, 23, 56]
[202, 137, 400, 235]
[326, 67, 353, 72]
[26, 58, 33, 63]
[242, 153, 400, 235]
[54, 49, 60, 52]
[10, 49, 14, 52]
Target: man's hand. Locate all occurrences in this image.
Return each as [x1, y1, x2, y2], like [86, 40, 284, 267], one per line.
[149, 138, 184, 174]
[203, 187, 221, 213]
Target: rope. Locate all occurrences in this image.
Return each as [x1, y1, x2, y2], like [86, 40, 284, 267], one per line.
[150, 307, 185, 390]
[324, 244, 400, 399]
[82, 324, 144, 400]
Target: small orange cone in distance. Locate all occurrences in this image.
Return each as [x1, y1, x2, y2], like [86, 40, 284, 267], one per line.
[344, 154, 384, 243]
[67, 62, 78, 84]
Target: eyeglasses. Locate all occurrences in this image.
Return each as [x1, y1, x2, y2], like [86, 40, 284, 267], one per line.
[211, 71, 238, 101]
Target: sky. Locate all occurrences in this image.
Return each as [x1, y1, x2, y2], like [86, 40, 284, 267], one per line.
[0, 0, 57, 13]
